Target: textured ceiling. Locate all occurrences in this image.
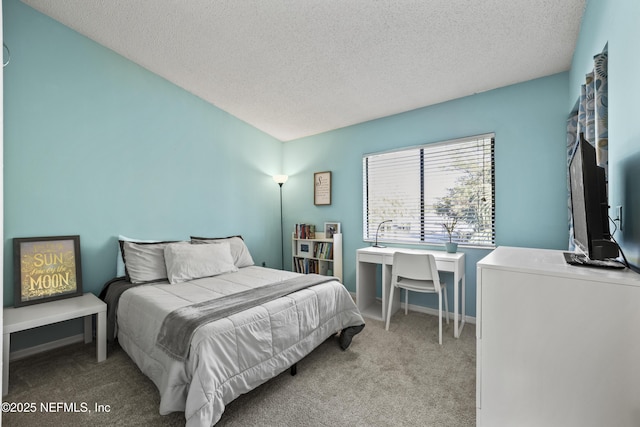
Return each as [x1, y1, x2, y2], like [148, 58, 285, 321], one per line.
[21, 0, 586, 141]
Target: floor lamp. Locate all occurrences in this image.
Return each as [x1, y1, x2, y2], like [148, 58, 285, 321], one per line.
[273, 175, 288, 269]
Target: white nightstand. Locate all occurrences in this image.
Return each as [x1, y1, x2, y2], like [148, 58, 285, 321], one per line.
[2, 293, 107, 396]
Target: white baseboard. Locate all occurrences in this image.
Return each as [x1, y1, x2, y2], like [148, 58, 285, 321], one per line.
[405, 301, 476, 324]
[7, 296, 474, 362]
[350, 292, 476, 324]
[9, 333, 85, 362]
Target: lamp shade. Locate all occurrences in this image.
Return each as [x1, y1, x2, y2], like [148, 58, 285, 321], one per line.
[273, 175, 288, 185]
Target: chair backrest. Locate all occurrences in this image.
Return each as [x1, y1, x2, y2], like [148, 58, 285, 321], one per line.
[391, 252, 441, 290]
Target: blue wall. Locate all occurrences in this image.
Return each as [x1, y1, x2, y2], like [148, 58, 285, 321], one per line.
[283, 73, 571, 317]
[569, 0, 640, 269]
[3, 0, 283, 349]
[8, 0, 634, 350]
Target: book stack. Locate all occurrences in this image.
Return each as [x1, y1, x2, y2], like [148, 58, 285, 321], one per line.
[314, 242, 333, 259]
[294, 223, 316, 239]
[294, 258, 319, 274]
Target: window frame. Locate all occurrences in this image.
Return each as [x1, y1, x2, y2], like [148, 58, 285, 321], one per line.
[362, 133, 496, 248]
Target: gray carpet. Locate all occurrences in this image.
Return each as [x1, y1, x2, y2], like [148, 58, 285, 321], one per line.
[3, 311, 476, 426]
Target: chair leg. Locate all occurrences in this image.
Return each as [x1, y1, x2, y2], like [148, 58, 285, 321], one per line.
[385, 285, 395, 331]
[443, 287, 449, 324]
[438, 292, 443, 345]
[405, 289, 408, 315]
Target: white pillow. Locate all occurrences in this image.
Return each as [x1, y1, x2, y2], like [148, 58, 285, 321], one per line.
[122, 240, 178, 284]
[116, 235, 159, 277]
[190, 235, 255, 268]
[164, 241, 238, 284]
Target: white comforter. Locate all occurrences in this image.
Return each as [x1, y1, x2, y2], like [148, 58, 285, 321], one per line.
[115, 266, 364, 426]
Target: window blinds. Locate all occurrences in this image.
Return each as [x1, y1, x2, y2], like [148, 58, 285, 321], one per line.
[363, 134, 495, 247]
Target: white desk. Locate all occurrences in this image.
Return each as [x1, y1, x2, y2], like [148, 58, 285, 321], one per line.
[356, 247, 466, 338]
[3, 293, 107, 396]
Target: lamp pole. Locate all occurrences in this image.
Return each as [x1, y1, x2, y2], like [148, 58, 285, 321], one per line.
[278, 182, 284, 269]
[273, 175, 288, 269]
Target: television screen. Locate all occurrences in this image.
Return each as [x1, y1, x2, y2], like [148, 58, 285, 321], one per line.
[568, 135, 618, 261]
[569, 144, 589, 254]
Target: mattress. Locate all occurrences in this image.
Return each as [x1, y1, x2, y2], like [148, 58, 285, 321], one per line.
[110, 266, 364, 426]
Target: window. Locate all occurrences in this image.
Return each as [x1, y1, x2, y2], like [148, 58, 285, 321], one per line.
[363, 134, 495, 247]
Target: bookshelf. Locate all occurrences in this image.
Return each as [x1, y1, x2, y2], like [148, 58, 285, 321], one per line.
[291, 232, 343, 283]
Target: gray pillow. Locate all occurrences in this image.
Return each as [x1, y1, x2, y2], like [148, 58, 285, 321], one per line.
[122, 241, 179, 284]
[164, 241, 238, 284]
[116, 235, 159, 277]
[190, 235, 255, 268]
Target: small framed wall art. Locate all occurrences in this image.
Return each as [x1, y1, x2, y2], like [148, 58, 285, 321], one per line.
[13, 235, 83, 307]
[314, 171, 331, 205]
[297, 241, 312, 258]
[324, 222, 341, 238]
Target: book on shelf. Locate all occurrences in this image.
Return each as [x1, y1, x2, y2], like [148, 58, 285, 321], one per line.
[314, 242, 334, 259]
[293, 257, 321, 274]
[294, 223, 316, 239]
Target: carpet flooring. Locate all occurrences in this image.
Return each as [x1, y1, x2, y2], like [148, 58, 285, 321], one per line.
[3, 311, 476, 426]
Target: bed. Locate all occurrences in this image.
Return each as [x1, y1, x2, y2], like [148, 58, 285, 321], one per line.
[100, 235, 365, 426]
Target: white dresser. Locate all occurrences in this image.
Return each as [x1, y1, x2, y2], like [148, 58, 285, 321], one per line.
[476, 246, 640, 427]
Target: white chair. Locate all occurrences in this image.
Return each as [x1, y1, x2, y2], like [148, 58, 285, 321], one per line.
[385, 252, 449, 344]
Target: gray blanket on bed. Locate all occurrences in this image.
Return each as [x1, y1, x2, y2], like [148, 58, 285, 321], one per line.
[99, 277, 144, 342]
[156, 274, 335, 361]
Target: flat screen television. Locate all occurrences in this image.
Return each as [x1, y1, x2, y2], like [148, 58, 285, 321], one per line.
[568, 134, 618, 261]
